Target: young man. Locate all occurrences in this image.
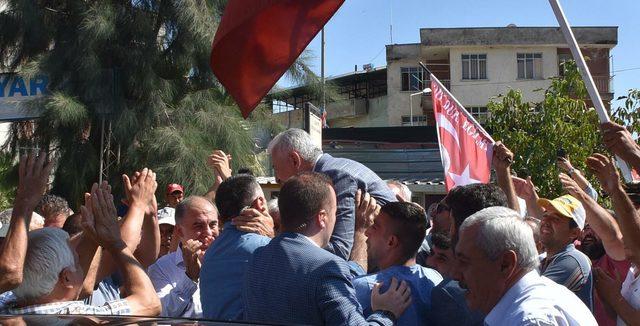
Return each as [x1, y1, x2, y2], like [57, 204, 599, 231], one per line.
[353, 202, 442, 325]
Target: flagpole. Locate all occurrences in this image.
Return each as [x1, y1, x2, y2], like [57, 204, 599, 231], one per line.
[548, 0, 632, 181]
[321, 28, 326, 113]
[419, 62, 495, 143]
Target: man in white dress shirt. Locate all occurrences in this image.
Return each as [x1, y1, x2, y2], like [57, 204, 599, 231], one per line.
[455, 206, 597, 326]
[148, 196, 220, 318]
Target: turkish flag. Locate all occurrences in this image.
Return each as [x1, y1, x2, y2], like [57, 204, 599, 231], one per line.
[430, 75, 494, 191]
[210, 0, 345, 118]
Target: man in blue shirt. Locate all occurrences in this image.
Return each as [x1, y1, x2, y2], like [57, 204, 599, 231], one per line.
[353, 202, 443, 325]
[200, 174, 272, 321]
[537, 194, 593, 310]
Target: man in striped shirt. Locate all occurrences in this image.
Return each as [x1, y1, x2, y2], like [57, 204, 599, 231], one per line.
[538, 194, 594, 311]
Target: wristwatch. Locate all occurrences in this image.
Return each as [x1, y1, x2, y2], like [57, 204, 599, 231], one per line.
[567, 167, 575, 177]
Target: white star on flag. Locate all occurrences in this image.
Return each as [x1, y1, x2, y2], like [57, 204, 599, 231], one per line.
[448, 164, 481, 187]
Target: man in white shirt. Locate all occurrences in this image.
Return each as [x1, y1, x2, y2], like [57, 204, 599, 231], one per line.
[455, 206, 596, 326]
[148, 196, 219, 318]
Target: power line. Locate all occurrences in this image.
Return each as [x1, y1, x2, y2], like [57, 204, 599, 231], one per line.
[612, 67, 640, 73]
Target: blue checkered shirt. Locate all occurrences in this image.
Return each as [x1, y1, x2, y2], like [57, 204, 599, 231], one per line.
[0, 299, 131, 315]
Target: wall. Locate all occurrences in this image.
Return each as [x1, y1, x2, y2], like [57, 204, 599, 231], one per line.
[386, 44, 423, 126]
[328, 96, 388, 128]
[448, 46, 557, 107]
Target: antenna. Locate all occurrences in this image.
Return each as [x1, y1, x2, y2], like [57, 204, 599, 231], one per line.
[389, 0, 393, 43]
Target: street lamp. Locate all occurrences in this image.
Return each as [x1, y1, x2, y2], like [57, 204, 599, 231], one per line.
[409, 88, 432, 126]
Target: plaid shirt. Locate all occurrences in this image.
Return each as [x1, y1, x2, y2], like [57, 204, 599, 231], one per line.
[1, 299, 131, 315]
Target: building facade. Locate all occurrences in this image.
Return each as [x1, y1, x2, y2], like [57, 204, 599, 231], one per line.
[387, 26, 616, 127]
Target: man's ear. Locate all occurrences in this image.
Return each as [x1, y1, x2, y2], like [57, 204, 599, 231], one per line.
[290, 151, 303, 169]
[316, 209, 327, 229]
[388, 235, 399, 248]
[500, 250, 518, 277]
[254, 196, 267, 212]
[59, 267, 76, 289]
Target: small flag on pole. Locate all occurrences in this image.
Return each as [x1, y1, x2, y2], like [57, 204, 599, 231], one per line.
[210, 0, 345, 118]
[430, 74, 494, 190]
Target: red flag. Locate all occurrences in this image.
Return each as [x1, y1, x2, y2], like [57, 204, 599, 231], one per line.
[210, 0, 345, 118]
[430, 74, 494, 191]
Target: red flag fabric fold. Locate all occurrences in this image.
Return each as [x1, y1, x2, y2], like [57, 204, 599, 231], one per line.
[430, 74, 494, 191]
[210, 0, 345, 118]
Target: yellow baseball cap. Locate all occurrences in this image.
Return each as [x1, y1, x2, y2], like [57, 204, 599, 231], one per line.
[537, 194, 586, 230]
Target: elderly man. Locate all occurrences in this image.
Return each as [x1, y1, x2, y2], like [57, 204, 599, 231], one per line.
[268, 128, 396, 260]
[537, 194, 593, 310]
[456, 206, 596, 326]
[386, 180, 412, 202]
[352, 201, 442, 325]
[243, 172, 411, 325]
[1, 181, 160, 316]
[148, 196, 219, 318]
[201, 175, 273, 320]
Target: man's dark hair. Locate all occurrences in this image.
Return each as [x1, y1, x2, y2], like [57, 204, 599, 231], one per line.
[62, 213, 83, 236]
[380, 202, 428, 261]
[445, 183, 508, 230]
[237, 167, 254, 176]
[215, 174, 261, 223]
[430, 232, 452, 251]
[175, 196, 218, 225]
[35, 194, 70, 219]
[279, 172, 333, 233]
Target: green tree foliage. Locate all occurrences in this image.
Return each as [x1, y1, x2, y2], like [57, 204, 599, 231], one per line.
[0, 0, 317, 208]
[612, 89, 640, 136]
[487, 61, 603, 198]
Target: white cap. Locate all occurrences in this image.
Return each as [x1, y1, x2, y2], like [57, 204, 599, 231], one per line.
[158, 207, 176, 226]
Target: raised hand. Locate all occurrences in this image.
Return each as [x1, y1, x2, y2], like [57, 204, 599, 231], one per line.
[559, 173, 584, 198]
[355, 189, 379, 231]
[601, 122, 640, 166]
[15, 151, 54, 209]
[371, 277, 412, 320]
[207, 150, 232, 181]
[81, 182, 125, 252]
[123, 168, 158, 210]
[182, 239, 203, 282]
[492, 141, 513, 170]
[512, 176, 536, 201]
[586, 154, 620, 194]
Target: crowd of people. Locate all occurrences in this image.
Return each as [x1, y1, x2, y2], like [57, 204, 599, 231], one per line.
[0, 121, 639, 325]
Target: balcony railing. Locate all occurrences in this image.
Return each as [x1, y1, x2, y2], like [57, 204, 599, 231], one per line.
[422, 79, 450, 94]
[593, 76, 611, 94]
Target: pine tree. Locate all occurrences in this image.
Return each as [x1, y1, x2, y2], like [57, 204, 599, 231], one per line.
[0, 0, 317, 207]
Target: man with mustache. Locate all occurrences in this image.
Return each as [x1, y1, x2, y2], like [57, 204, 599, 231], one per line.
[560, 170, 630, 326]
[148, 196, 220, 318]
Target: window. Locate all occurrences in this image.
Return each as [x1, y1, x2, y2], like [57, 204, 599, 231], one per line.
[517, 53, 543, 79]
[461, 54, 487, 80]
[402, 115, 428, 126]
[271, 100, 296, 114]
[401, 67, 424, 91]
[468, 106, 489, 124]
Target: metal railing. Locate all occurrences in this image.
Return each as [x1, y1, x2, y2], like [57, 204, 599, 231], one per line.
[592, 75, 611, 94]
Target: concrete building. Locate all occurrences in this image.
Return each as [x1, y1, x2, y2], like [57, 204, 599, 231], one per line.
[387, 26, 616, 127]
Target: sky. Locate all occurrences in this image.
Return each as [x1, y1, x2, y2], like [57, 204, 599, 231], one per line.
[280, 0, 640, 108]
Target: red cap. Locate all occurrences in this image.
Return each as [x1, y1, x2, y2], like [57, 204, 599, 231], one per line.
[166, 183, 184, 194]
